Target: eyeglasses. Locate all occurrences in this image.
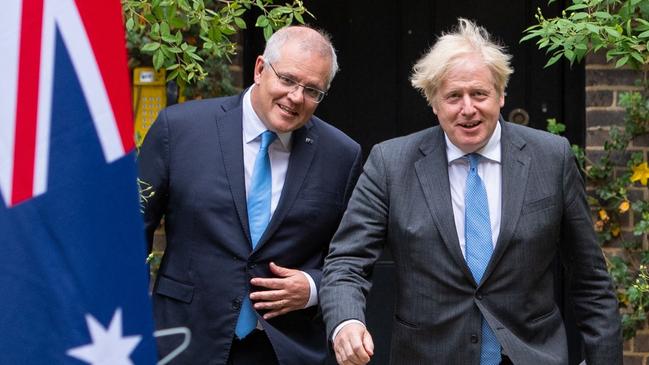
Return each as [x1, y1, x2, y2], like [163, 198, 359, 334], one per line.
[266, 62, 327, 103]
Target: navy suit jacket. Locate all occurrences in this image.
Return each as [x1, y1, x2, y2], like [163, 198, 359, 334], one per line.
[138, 92, 362, 365]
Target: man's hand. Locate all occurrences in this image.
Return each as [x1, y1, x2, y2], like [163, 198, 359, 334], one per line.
[250, 262, 310, 319]
[333, 323, 374, 365]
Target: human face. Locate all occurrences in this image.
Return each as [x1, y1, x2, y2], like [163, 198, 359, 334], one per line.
[250, 41, 331, 133]
[432, 56, 504, 153]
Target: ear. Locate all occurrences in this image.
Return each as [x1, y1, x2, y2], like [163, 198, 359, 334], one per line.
[253, 56, 265, 85]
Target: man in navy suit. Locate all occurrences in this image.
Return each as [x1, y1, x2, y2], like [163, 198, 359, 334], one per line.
[138, 26, 362, 365]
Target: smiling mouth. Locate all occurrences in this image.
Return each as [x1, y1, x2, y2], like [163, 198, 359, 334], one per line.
[277, 104, 298, 116]
[459, 121, 481, 128]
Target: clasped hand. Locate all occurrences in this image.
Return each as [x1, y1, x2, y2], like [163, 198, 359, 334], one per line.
[249, 262, 310, 319]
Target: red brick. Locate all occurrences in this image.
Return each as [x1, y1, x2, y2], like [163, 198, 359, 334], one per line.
[586, 109, 625, 127]
[586, 50, 608, 65]
[587, 90, 614, 107]
[633, 134, 649, 148]
[586, 128, 610, 147]
[636, 332, 649, 352]
[587, 68, 644, 87]
[623, 354, 645, 365]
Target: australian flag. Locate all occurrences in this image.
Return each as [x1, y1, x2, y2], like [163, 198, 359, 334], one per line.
[0, 0, 157, 364]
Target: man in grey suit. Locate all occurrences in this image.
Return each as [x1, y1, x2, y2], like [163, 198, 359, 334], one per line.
[320, 18, 622, 365]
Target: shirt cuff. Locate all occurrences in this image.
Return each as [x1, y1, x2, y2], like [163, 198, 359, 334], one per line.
[332, 319, 365, 342]
[301, 271, 318, 308]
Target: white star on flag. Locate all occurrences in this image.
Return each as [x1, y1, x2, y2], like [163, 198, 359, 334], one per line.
[67, 308, 142, 365]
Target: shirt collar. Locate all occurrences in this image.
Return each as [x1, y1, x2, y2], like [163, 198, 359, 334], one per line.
[242, 86, 292, 149]
[445, 121, 502, 164]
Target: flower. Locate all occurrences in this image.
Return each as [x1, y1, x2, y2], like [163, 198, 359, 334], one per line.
[619, 200, 631, 213]
[599, 209, 609, 221]
[630, 162, 649, 186]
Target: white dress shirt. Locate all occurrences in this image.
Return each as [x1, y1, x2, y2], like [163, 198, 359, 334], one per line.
[242, 87, 317, 308]
[446, 122, 502, 256]
[332, 123, 503, 341]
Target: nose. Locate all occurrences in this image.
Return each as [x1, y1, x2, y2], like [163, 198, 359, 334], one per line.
[287, 85, 305, 103]
[460, 95, 476, 116]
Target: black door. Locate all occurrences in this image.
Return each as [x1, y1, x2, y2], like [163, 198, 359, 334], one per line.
[244, 1, 585, 363]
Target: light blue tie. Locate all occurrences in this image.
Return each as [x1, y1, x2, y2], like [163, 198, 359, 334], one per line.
[235, 130, 277, 339]
[464, 153, 501, 365]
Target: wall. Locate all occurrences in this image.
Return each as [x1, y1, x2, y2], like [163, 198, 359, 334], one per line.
[585, 51, 648, 364]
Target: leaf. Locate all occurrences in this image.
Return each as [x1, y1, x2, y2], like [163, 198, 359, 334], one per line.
[566, 3, 589, 11]
[294, 11, 304, 24]
[565, 49, 576, 64]
[593, 11, 613, 20]
[162, 34, 178, 43]
[605, 27, 621, 38]
[571, 12, 588, 20]
[586, 23, 600, 34]
[125, 17, 135, 31]
[263, 24, 273, 40]
[256, 15, 269, 27]
[631, 52, 644, 64]
[639, 30, 649, 39]
[545, 53, 563, 67]
[160, 22, 170, 37]
[153, 49, 164, 70]
[234, 17, 247, 29]
[520, 32, 539, 43]
[141, 42, 161, 53]
[615, 55, 629, 68]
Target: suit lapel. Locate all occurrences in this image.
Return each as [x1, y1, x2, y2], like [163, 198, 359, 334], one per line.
[482, 122, 530, 283]
[214, 94, 252, 248]
[414, 128, 476, 283]
[253, 121, 317, 252]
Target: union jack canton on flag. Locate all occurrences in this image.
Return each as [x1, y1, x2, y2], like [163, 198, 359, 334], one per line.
[0, 0, 157, 364]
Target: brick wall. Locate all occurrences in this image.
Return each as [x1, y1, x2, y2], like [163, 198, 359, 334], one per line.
[585, 51, 648, 364]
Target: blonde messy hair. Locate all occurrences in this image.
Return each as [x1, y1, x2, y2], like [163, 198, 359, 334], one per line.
[410, 18, 513, 106]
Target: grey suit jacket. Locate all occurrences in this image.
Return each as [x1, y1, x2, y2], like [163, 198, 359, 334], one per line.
[320, 121, 622, 365]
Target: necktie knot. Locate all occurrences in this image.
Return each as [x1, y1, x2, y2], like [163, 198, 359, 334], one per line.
[260, 130, 277, 151]
[467, 153, 481, 170]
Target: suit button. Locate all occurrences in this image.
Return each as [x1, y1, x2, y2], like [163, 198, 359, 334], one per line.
[470, 334, 479, 343]
[232, 298, 242, 310]
[475, 292, 483, 300]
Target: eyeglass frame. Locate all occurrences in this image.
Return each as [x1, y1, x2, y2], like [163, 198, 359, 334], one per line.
[265, 62, 327, 103]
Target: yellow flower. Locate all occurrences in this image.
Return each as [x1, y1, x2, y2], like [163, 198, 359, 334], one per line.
[598, 209, 609, 221]
[611, 226, 621, 237]
[631, 162, 649, 186]
[619, 200, 630, 213]
[594, 220, 604, 232]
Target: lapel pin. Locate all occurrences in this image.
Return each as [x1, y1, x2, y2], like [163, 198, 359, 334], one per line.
[305, 137, 313, 144]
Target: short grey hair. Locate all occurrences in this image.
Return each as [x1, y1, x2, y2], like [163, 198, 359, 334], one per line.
[411, 18, 513, 106]
[262, 26, 339, 89]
